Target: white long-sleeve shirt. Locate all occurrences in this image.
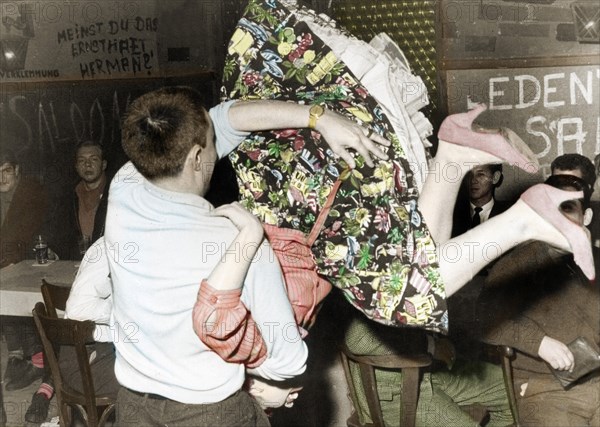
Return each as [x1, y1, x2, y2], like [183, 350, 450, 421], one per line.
[64, 237, 113, 342]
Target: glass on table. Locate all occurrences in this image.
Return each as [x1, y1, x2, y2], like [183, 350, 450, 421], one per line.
[33, 235, 48, 264]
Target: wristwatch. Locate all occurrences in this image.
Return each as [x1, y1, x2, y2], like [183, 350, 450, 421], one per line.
[308, 104, 325, 129]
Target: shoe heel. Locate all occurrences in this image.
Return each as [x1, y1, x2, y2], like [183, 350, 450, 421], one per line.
[452, 103, 487, 129]
[438, 104, 539, 173]
[521, 184, 594, 280]
[438, 103, 486, 142]
[521, 184, 582, 208]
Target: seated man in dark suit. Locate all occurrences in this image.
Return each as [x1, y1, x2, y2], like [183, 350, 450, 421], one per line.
[449, 164, 511, 356]
[478, 174, 599, 427]
[452, 164, 510, 237]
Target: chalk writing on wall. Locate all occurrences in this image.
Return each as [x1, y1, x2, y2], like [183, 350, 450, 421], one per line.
[1, 83, 135, 181]
[57, 17, 158, 79]
[0, 1, 159, 82]
[0, 76, 215, 183]
[445, 65, 600, 174]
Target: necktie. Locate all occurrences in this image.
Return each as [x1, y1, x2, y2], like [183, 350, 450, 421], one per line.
[471, 207, 483, 228]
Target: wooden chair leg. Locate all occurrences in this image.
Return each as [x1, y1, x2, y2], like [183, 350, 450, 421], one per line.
[59, 402, 72, 427]
[359, 364, 385, 426]
[400, 367, 419, 427]
[501, 350, 521, 427]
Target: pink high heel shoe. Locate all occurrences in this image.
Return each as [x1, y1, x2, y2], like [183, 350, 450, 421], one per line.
[521, 184, 595, 280]
[439, 104, 539, 173]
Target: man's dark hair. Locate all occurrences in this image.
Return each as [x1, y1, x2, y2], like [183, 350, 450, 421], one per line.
[122, 86, 210, 180]
[75, 140, 104, 159]
[470, 164, 503, 188]
[551, 154, 596, 189]
[0, 149, 19, 167]
[545, 174, 591, 209]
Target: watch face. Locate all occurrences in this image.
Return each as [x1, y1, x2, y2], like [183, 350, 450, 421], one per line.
[311, 104, 325, 116]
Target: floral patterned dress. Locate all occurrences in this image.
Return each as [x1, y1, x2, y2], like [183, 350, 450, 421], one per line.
[223, 0, 448, 333]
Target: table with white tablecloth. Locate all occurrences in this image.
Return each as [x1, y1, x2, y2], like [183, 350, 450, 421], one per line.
[0, 260, 78, 316]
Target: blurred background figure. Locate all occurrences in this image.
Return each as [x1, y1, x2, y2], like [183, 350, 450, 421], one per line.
[0, 148, 47, 268]
[452, 164, 508, 237]
[57, 141, 110, 260]
[0, 148, 47, 392]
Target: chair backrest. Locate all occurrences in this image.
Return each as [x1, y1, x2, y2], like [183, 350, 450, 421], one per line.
[339, 344, 491, 427]
[32, 302, 115, 427]
[41, 279, 71, 318]
[339, 342, 432, 427]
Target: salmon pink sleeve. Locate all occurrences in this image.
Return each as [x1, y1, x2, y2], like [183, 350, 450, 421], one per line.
[192, 280, 267, 368]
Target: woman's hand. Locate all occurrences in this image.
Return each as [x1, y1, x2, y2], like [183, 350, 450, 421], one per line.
[316, 110, 390, 169]
[210, 202, 263, 242]
[228, 100, 390, 169]
[538, 335, 574, 371]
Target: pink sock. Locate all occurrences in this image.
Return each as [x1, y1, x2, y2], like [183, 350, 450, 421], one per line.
[37, 382, 54, 400]
[31, 352, 44, 369]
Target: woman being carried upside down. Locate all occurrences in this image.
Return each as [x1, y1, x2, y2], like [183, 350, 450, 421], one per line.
[192, 0, 595, 410]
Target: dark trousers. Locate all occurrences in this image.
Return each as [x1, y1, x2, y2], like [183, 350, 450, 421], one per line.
[59, 342, 119, 400]
[1, 316, 42, 357]
[116, 387, 270, 427]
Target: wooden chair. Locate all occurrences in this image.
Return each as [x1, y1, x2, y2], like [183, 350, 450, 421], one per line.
[340, 343, 492, 427]
[41, 279, 71, 318]
[32, 302, 116, 427]
[339, 342, 432, 427]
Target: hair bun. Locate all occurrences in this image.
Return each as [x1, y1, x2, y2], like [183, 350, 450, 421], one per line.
[146, 116, 165, 131]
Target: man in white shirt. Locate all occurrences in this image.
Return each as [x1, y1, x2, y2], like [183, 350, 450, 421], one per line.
[71, 86, 387, 426]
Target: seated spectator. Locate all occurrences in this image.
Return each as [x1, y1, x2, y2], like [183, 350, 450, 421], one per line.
[53, 141, 110, 260]
[342, 307, 513, 427]
[25, 141, 111, 422]
[452, 164, 510, 237]
[478, 173, 599, 426]
[551, 153, 596, 189]
[0, 148, 47, 392]
[448, 164, 512, 355]
[24, 236, 120, 424]
[70, 141, 109, 258]
[0, 148, 47, 267]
